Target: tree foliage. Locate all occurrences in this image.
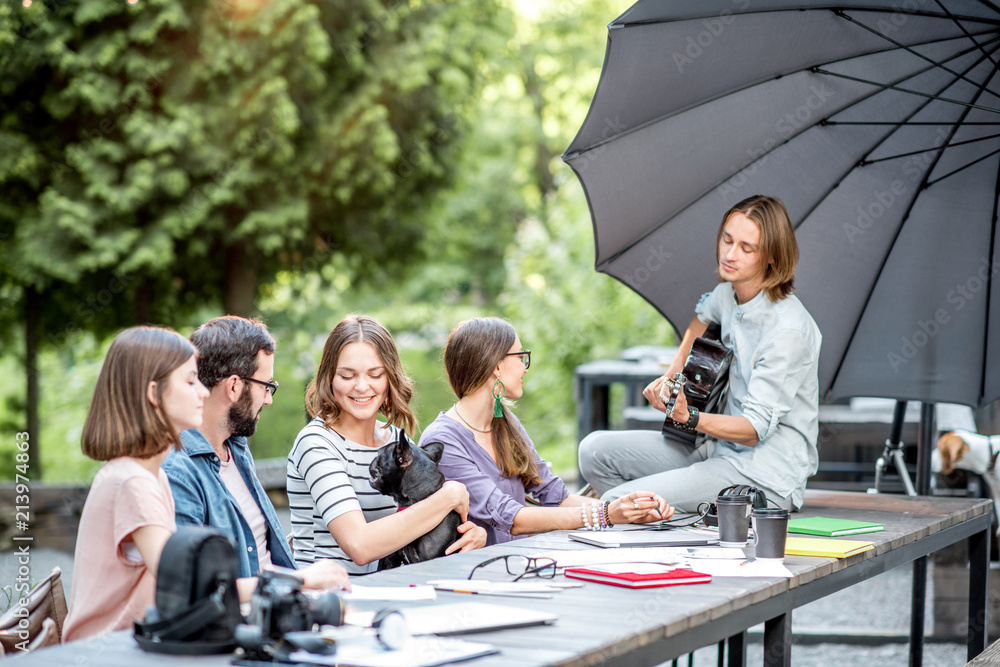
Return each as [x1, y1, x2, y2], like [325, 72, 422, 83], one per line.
[0, 0, 502, 321]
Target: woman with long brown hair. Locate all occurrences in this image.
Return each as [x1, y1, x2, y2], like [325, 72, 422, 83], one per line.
[287, 315, 486, 574]
[419, 318, 672, 546]
[64, 326, 209, 641]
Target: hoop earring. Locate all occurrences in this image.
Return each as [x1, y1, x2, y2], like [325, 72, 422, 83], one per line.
[492, 378, 505, 419]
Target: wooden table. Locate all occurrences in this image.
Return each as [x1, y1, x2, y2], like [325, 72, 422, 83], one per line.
[19, 492, 991, 667]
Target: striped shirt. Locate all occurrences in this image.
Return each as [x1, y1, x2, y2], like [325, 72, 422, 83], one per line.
[286, 418, 402, 574]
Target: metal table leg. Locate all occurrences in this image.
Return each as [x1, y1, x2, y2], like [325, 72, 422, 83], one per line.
[727, 631, 746, 667]
[968, 522, 991, 661]
[763, 612, 791, 667]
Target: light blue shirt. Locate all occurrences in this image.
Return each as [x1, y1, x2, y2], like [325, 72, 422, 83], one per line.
[695, 282, 822, 508]
[163, 429, 295, 578]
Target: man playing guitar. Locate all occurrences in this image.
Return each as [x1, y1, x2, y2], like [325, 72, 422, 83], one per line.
[578, 195, 822, 512]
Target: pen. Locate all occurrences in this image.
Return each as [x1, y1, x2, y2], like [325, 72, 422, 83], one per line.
[634, 495, 663, 517]
[435, 589, 553, 599]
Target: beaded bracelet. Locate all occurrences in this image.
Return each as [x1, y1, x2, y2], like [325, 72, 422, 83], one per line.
[596, 502, 607, 529]
[603, 501, 613, 527]
[581, 503, 591, 530]
[591, 502, 602, 531]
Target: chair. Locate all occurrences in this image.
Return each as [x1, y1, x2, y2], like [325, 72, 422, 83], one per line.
[26, 618, 58, 652]
[0, 566, 68, 655]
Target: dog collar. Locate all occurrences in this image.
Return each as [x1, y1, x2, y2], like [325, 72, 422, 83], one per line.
[396, 505, 409, 512]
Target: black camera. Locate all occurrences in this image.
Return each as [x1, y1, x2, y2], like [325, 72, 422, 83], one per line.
[235, 569, 344, 661]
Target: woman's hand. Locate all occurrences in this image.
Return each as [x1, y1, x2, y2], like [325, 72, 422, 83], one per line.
[608, 491, 674, 525]
[299, 559, 352, 591]
[445, 521, 487, 554]
[438, 480, 470, 522]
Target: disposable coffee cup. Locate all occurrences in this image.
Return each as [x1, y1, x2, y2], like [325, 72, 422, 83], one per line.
[752, 508, 789, 561]
[716, 494, 752, 547]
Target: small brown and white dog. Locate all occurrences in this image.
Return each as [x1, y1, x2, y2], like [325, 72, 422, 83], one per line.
[935, 430, 1000, 537]
[934, 430, 998, 476]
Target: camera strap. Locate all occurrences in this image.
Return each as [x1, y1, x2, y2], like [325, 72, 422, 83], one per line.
[134, 582, 228, 642]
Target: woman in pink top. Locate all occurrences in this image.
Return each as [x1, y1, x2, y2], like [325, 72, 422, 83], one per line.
[63, 327, 209, 641]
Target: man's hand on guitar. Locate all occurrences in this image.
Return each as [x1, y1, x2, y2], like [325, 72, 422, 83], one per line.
[670, 390, 689, 424]
[644, 375, 669, 412]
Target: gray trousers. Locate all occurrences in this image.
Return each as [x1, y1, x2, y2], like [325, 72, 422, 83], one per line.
[578, 429, 792, 513]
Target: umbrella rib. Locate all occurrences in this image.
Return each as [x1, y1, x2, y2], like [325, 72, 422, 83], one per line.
[926, 146, 1000, 185]
[826, 120, 1000, 124]
[566, 31, 997, 161]
[611, 7, 1000, 29]
[859, 132, 1000, 164]
[826, 66, 1000, 396]
[599, 42, 998, 271]
[976, 0, 1000, 17]
[792, 62, 958, 232]
[820, 37, 1000, 135]
[834, 9, 1000, 98]
[981, 144, 1000, 402]
[812, 67, 1000, 114]
[937, 0, 1000, 68]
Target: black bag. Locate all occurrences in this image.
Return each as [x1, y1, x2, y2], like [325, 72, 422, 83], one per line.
[134, 526, 241, 654]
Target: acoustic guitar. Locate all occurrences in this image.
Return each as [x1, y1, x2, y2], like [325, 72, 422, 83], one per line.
[659, 322, 732, 445]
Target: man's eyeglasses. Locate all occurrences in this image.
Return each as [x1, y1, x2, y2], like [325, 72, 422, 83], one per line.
[242, 377, 280, 397]
[467, 555, 556, 581]
[505, 350, 531, 370]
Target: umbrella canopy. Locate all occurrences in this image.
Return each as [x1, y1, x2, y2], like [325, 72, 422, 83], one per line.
[563, 0, 1000, 409]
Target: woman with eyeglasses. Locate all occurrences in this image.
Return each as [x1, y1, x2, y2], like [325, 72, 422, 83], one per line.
[287, 315, 487, 574]
[419, 317, 673, 546]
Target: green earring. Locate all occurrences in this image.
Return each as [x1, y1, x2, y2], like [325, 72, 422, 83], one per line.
[492, 378, 505, 418]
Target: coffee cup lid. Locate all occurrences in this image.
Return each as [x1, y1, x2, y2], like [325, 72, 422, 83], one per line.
[716, 494, 751, 504]
[752, 507, 788, 517]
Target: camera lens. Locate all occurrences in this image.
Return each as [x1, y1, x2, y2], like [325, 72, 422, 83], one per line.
[307, 592, 345, 627]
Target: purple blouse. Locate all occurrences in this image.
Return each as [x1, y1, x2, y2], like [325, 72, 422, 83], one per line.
[419, 412, 570, 545]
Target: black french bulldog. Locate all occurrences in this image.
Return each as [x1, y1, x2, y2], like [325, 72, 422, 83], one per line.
[369, 430, 462, 569]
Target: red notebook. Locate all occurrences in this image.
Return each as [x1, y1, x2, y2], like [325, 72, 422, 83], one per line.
[564, 563, 711, 589]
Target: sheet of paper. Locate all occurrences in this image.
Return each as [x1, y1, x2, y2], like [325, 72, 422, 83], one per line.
[684, 547, 748, 559]
[341, 584, 437, 601]
[686, 558, 793, 578]
[426, 579, 561, 594]
[290, 636, 498, 667]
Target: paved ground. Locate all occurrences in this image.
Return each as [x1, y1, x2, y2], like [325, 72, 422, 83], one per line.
[1, 546, 970, 666]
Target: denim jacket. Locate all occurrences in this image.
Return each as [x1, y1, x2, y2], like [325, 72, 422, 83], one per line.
[163, 429, 295, 578]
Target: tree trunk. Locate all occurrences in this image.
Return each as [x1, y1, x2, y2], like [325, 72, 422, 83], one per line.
[223, 241, 257, 317]
[25, 287, 42, 479]
[134, 277, 151, 324]
[521, 48, 555, 231]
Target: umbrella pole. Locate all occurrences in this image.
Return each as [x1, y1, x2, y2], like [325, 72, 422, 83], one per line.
[909, 402, 937, 667]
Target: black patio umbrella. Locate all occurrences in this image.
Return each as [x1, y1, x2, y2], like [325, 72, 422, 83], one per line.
[563, 0, 1000, 411]
[562, 2, 1000, 662]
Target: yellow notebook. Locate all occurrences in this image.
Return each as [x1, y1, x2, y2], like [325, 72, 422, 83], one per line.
[784, 536, 875, 558]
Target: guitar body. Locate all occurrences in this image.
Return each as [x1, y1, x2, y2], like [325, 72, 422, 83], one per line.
[661, 323, 732, 445]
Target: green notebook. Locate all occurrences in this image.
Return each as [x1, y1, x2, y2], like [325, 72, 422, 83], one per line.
[787, 516, 884, 537]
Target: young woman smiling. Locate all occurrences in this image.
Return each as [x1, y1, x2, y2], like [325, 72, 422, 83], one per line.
[286, 315, 486, 574]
